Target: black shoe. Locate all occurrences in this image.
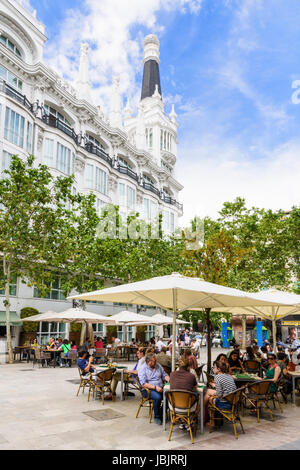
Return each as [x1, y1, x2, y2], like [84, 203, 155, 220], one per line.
[125, 391, 135, 397]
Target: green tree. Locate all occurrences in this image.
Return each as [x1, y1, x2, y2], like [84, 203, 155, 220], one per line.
[0, 155, 77, 363]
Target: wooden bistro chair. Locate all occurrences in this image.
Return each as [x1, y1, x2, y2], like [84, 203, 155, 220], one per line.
[244, 360, 261, 376]
[135, 376, 154, 423]
[94, 348, 107, 364]
[166, 390, 199, 444]
[208, 387, 245, 439]
[93, 368, 116, 405]
[244, 380, 281, 423]
[33, 348, 51, 368]
[76, 368, 95, 398]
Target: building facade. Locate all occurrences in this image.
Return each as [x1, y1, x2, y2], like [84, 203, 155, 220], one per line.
[0, 0, 182, 351]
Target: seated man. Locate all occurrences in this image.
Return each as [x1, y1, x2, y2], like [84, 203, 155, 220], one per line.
[156, 346, 172, 369]
[156, 337, 166, 353]
[77, 350, 95, 376]
[170, 358, 198, 430]
[111, 347, 146, 397]
[183, 348, 198, 370]
[138, 353, 170, 425]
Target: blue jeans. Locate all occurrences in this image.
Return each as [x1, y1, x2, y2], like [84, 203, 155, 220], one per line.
[215, 398, 232, 410]
[142, 389, 163, 418]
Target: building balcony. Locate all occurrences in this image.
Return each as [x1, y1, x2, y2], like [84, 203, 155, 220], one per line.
[143, 181, 161, 197]
[42, 114, 79, 145]
[162, 195, 183, 212]
[0, 79, 33, 113]
[117, 163, 138, 181]
[84, 142, 113, 167]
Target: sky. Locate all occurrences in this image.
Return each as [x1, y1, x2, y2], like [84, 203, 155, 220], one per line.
[19, 0, 300, 225]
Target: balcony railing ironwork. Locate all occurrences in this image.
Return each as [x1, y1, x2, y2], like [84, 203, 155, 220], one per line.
[117, 163, 138, 181]
[84, 142, 113, 167]
[42, 114, 79, 145]
[163, 195, 183, 211]
[0, 80, 33, 113]
[143, 181, 161, 197]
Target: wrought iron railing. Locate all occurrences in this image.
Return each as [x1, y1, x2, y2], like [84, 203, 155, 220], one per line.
[143, 181, 161, 197]
[84, 142, 113, 167]
[117, 164, 138, 181]
[0, 80, 33, 113]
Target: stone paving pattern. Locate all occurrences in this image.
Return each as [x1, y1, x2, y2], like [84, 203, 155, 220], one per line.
[1, 355, 300, 450]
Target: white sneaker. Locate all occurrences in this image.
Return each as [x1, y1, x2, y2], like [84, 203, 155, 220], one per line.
[59, 364, 63, 368]
[179, 424, 185, 430]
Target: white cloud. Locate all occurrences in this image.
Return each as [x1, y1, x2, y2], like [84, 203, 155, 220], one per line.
[178, 138, 300, 225]
[42, 0, 203, 113]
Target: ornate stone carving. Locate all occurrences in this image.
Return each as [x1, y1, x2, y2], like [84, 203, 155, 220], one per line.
[36, 127, 44, 151]
[108, 175, 118, 193]
[75, 157, 85, 173]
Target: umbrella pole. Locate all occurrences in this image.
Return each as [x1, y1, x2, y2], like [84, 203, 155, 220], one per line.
[172, 289, 177, 372]
[272, 318, 277, 353]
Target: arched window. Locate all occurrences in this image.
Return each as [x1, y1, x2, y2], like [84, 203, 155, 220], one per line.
[44, 105, 71, 126]
[118, 156, 132, 170]
[0, 34, 22, 58]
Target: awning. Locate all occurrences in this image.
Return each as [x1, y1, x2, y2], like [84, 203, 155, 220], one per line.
[0, 311, 22, 326]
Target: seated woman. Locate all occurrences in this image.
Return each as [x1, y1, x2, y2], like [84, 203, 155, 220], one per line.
[70, 340, 77, 351]
[228, 351, 244, 374]
[204, 361, 237, 414]
[94, 337, 103, 349]
[243, 346, 256, 362]
[183, 348, 198, 370]
[264, 353, 281, 393]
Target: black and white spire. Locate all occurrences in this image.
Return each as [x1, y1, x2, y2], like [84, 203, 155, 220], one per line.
[141, 34, 162, 101]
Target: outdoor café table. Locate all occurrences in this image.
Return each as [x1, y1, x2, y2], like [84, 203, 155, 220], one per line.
[95, 364, 127, 401]
[232, 373, 262, 388]
[163, 382, 206, 435]
[288, 371, 300, 405]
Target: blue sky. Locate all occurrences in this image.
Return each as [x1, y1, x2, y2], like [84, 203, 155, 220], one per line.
[25, 0, 300, 223]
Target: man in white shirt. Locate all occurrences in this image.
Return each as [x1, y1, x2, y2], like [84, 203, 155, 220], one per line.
[111, 347, 146, 396]
[156, 338, 166, 352]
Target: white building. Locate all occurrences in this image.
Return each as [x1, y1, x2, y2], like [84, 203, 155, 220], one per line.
[0, 0, 182, 350]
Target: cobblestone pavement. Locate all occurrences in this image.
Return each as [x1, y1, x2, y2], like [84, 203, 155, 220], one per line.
[1, 350, 300, 450]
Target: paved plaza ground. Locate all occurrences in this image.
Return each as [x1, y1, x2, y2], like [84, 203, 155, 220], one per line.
[1, 348, 300, 451]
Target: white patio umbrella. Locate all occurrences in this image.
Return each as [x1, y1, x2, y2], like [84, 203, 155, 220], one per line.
[150, 313, 189, 326]
[68, 273, 290, 370]
[22, 308, 111, 324]
[104, 310, 164, 343]
[209, 289, 300, 351]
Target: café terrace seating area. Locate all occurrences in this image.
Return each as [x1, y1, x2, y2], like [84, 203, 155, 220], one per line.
[9, 336, 300, 450]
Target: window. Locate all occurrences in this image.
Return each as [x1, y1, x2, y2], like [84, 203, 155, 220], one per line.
[43, 138, 54, 166]
[37, 322, 66, 345]
[127, 186, 135, 210]
[56, 143, 72, 175]
[117, 325, 124, 342]
[145, 325, 156, 342]
[143, 198, 158, 221]
[92, 323, 104, 336]
[95, 167, 107, 194]
[96, 198, 106, 214]
[26, 122, 32, 153]
[33, 277, 65, 300]
[0, 65, 23, 91]
[2, 150, 12, 172]
[0, 34, 22, 58]
[87, 134, 105, 150]
[143, 174, 155, 185]
[170, 212, 175, 233]
[118, 157, 132, 169]
[162, 210, 170, 232]
[118, 183, 126, 206]
[4, 107, 25, 148]
[44, 105, 71, 126]
[85, 164, 93, 189]
[145, 128, 153, 148]
[0, 274, 17, 296]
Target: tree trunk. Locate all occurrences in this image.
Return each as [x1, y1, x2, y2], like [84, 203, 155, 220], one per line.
[4, 261, 13, 363]
[79, 300, 87, 346]
[206, 308, 212, 373]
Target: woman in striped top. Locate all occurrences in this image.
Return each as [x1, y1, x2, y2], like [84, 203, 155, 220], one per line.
[204, 361, 237, 410]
